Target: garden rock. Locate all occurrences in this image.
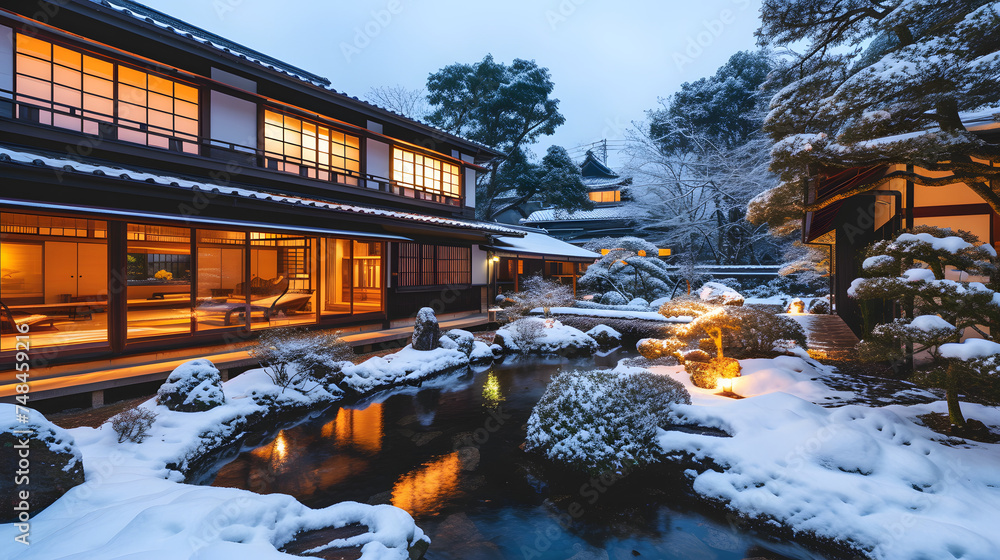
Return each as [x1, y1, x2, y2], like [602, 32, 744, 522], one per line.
[1, 404, 85, 522]
[586, 324, 622, 350]
[445, 329, 476, 357]
[412, 307, 441, 351]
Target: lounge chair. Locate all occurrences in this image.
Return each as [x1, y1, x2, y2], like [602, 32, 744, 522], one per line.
[197, 277, 312, 325]
[0, 301, 56, 334]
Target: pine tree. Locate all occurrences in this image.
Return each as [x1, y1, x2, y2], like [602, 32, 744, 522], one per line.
[578, 237, 672, 302]
[751, 1, 1000, 235]
[852, 226, 1000, 427]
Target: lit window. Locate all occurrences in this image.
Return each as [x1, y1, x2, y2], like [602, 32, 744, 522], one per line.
[263, 109, 360, 184]
[14, 33, 198, 153]
[392, 147, 461, 203]
[588, 190, 621, 203]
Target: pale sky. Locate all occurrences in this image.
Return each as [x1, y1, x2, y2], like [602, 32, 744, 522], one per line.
[139, 0, 763, 166]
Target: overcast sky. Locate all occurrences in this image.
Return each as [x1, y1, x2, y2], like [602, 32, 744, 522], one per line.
[140, 0, 763, 166]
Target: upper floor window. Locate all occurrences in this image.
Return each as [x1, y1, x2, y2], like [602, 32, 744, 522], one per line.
[263, 109, 360, 185]
[392, 147, 461, 205]
[14, 34, 199, 154]
[588, 190, 620, 203]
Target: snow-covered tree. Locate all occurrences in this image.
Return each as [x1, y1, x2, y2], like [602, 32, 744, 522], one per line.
[852, 226, 1000, 427]
[491, 146, 594, 220]
[751, 0, 1000, 236]
[578, 236, 672, 302]
[626, 51, 785, 266]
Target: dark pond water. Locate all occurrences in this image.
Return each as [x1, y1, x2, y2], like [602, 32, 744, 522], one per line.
[202, 355, 832, 560]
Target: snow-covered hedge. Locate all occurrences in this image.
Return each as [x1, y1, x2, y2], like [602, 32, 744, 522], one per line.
[156, 359, 226, 412]
[525, 366, 690, 474]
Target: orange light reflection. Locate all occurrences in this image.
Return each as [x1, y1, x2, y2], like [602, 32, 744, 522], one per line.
[391, 452, 460, 517]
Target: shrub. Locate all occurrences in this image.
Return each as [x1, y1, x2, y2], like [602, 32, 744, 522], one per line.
[156, 359, 226, 412]
[526, 368, 690, 474]
[501, 275, 576, 322]
[725, 306, 807, 355]
[687, 357, 741, 389]
[637, 337, 684, 360]
[600, 291, 628, 306]
[250, 328, 353, 391]
[110, 407, 157, 443]
[809, 297, 831, 314]
[507, 317, 546, 352]
[679, 349, 711, 365]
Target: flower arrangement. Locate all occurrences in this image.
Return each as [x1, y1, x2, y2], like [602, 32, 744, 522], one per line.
[154, 269, 173, 281]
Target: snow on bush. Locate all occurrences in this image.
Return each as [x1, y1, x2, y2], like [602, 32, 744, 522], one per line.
[110, 407, 157, 443]
[496, 317, 598, 357]
[578, 236, 672, 302]
[249, 328, 353, 391]
[698, 281, 745, 306]
[724, 306, 807, 354]
[156, 359, 227, 412]
[600, 291, 628, 306]
[526, 366, 690, 474]
[499, 275, 576, 323]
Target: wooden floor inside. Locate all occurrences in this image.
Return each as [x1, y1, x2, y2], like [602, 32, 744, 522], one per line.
[0, 312, 489, 407]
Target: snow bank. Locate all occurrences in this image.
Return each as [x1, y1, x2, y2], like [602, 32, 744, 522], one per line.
[1, 476, 426, 560]
[651, 357, 1000, 560]
[340, 345, 468, 393]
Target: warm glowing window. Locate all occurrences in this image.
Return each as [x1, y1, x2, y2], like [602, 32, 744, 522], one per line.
[392, 147, 461, 200]
[263, 109, 360, 184]
[588, 190, 621, 203]
[14, 33, 199, 153]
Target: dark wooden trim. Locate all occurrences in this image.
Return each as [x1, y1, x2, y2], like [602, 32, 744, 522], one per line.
[906, 164, 914, 229]
[107, 220, 127, 354]
[911, 204, 992, 218]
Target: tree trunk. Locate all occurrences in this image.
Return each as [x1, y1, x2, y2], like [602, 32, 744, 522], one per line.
[946, 362, 966, 429]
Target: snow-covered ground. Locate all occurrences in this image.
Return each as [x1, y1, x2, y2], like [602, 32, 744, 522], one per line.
[651, 357, 1000, 560]
[2, 346, 466, 560]
[533, 306, 692, 323]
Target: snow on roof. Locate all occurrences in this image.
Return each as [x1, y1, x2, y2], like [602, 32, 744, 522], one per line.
[92, 1, 500, 157]
[583, 176, 629, 190]
[0, 145, 521, 235]
[522, 206, 637, 223]
[490, 231, 599, 259]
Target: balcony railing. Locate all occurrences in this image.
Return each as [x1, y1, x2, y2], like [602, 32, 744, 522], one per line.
[0, 90, 462, 207]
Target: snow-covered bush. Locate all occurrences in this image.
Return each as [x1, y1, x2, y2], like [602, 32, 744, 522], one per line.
[506, 317, 546, 352]
[110, 407, 157, 443]
[578, 236, 672, 302]
[586, 324, 622, 350]
[725, 306, 806, 355]
[600, 291, 628, 306]
[156, 359, 226, 412]
[500, 275, 576, 323]
[525, 367, 690, 474]
[808, 296, 830, 314]
[627, 297, 650, 308]
[698, 281, 745, 306]
[679, 348, 711, 365]
[250, 328, 353, 391]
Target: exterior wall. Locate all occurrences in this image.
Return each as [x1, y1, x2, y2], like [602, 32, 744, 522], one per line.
[210, 91, 257, 149]
[471, 245, 488, 285]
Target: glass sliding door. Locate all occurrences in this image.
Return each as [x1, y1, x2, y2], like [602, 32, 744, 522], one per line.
[250, 232, 317, 329]
[1, 212, 108, 351]
[126, 224, 191, 339]
[352, 241, 382, 313]
[194, 229, 246, 331]
[322, 238, 352, 316]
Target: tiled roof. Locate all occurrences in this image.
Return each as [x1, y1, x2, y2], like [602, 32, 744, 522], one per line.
[522, 206, 638, 223]
[0, 145, 521, 235]
[91, 0, 501, 157]
[583, 176, 629, 190]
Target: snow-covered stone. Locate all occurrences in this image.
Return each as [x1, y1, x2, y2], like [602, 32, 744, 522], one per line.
[444, 328, 475, 357]
[156, 359, 226, 413]
[698, 281, 744, 306]
[586, 324, 623, 350]
[340, 345, 468, 393]
[412, 307, 441, 351]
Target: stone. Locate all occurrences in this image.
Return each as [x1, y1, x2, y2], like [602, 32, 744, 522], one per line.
[491, 330, 519, 354]
[412, 307, 440, 351]
[444, 328, 475, 357]
[1, 404, 85, 523]
[586, 324, 623, 350]
[156, 359, 226, 412]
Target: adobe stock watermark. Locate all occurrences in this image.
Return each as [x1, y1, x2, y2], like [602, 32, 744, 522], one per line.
[340, 1, 405, 64]
[673, 0, 752, 72]
[545, 0, 589, 31]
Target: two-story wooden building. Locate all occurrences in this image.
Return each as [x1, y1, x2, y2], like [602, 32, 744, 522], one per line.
[0, 0, 549, 393]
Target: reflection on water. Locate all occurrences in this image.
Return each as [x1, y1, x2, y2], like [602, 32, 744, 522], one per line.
[392, 452, 461, 517]
[331, 403, 383, 453]
[208, 358, 830, 560]
[482, 370, 504, 408]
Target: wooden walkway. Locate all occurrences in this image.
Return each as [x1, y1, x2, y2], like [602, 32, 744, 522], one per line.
[786, 313, 860, 360]
[1, 312, 489, 407]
